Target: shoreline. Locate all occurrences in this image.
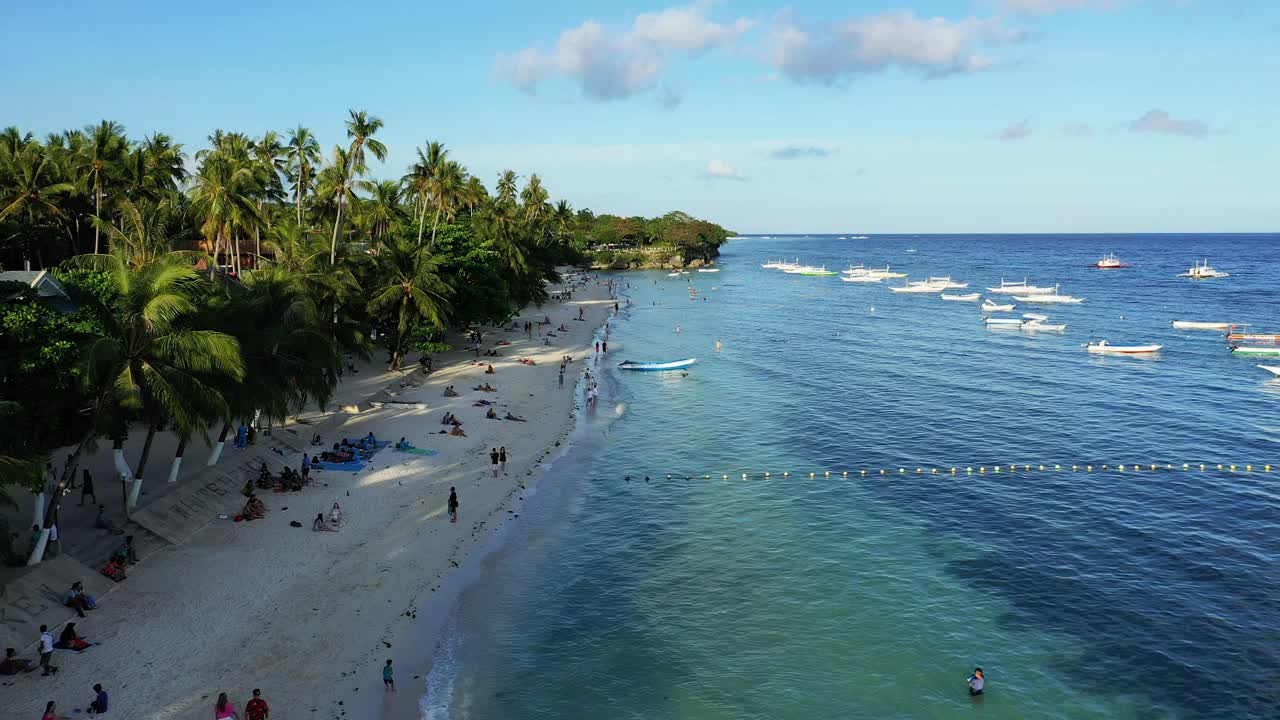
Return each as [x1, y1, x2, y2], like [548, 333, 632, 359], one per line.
[2, 274, 619, 720]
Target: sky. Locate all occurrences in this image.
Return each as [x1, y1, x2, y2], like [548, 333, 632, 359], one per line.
[4, 0, 1278, 233]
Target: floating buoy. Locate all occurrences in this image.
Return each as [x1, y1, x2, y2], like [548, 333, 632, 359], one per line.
[723, 474, 728, 480]
[979, 467, 986, 473]
[824, 471, 830, 477]
[1072, 465, 1078, 471]
[1266, 465, 1272, 472]
[898, 468, 905, 474]
[809, 472, 815, 478]
[741, 473, 747, 480]
[880, 469, 886, 475]
[1119, 465, 1126, 471]
[1087, 465, 1094, 471]
[861, 470, 867, 476]
[995, 467, 1001, 474]
[1246, 465, 1252, 472]
[783, 472, 789, 477]
[842, 471, 848, 477]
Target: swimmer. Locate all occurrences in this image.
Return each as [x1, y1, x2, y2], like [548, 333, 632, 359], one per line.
[675, 325, 681, 334]
[967, 668, 984, 697]
[715, 338, 722, 351]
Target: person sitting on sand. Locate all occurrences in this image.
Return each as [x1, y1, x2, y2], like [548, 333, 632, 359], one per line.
[0, 647, 36, 675]
[395, 437, 412, 450]
[558, 324, 568, 331]
[364, 431, 378, 446]
[450, 426, 467, 437]
[444, 386, 460, 397]
[241, 493, 266, 520]
[94, 505, 124, 535]
[312, 513, 338, 532]
[330, 503, 344, 527]
[101, 558, 127, 582]
[42, 700, 70, 720]
[63, 582, 96, 617]
[55, 622, 92, 651]
[504, 412, 527, 422]
[485, 364, 495, 374]
[113, 535, 139, 565]
[440, 412, 454, 425]
[486, 407, 499, 419]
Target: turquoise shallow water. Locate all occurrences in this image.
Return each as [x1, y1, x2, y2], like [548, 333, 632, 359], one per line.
[425, 235, 1280, 719]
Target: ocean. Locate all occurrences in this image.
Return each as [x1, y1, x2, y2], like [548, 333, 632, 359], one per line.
[424, 234, 1280, 719]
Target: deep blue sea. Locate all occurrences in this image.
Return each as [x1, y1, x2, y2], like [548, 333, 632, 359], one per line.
[425, 234, 1280, 719]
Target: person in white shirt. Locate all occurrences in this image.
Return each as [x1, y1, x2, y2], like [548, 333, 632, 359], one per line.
[38, 625, 58, 675]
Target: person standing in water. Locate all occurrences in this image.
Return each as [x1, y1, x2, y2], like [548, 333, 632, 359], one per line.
[716, 338, 722, 351]
[383, 659, 395, 692]
[448, 487, 459, 523]
[967, 668, 984, 696]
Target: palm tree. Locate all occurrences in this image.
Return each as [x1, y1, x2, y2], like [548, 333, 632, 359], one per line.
[326, 111, 388, 264]
[521, 174, 549, 224]
[316, 146, 355, 265]
[142, 133, 187, 192]
[429, 160, 466, 245]
[74, 121, 127, 254]
[70, 252, 244, 507]
[190, 151, 260, 274]
[462, 176, 489, 217]
[252, 131, 288, 256]
[496, 170, 519, 206]
[403, 141, 446, 245]
[285, 126, 321, 224]
[90, 198, 179, 267]
[552, 199, 575, 241]
[0, 143, 75, 268]
[359, 179, 406, 243]
[367, 240, 451, 370]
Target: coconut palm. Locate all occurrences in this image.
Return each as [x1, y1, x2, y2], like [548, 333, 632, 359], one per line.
[0, 143, 75, 268]
[285, 126, 321, 224]
[495, 170, 518, 206]
[316, 146, 355, 265]
[344, 110, 387, 177]
[358, 179, 407, 243]
[403, 141, 446, 245]
[367, 240, 451, 369]
[251, 131, 288, 256]
[142, 133, 187, 192]
[190, 150, 261, 274]
[521, 174, 549, 225]
[73, 121, 127, 253]
[90, 198, 182, 267]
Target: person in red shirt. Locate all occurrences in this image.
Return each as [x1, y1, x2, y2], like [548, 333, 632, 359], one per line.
[245, 688, 269, 720]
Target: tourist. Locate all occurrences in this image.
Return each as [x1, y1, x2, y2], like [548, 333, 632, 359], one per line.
[55, 622, 92, 651]
[301, 453, 311, 481]
[968, 668, 985, 697]
[241, 493, 266, 521]
[1, 647, 36, 674]
[602, 341, 607, 352]
[312, 513, 337, 532]
[87, 682, 109, 715]
[37, 625, 57, 675]
[245, 688, 270, 720]
[490, 448, 499, 476]
[485, 364, 495, 374]
[79, 469, 96, 506]
[63, 581, 96, 618]
[214, 691, 240, 719]
[499, 447, 507, 473]
[486, 407, 499, 420]
[448, 487, 459, 523]
[450, 426, 467, 437]
[100, 557, 127, 582]
[329, 503, 343, 527]
[594, 341, 599, 353]
[116, 535, 140, 564]
[94, 505, 124, 535]
[41, 700, 69, 720]
[504, 412, 526, 422]
[383, 659, 395, 692]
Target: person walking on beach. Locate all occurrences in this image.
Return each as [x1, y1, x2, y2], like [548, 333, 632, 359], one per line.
[301, 453, 311, 482]
[79, 468, 96, 506]
[967, 668, 985, 697]
[214, 691, 240, 719]
[602, 341, 607, 353]
[499, 447, 507, 474]
[383, 659, 395, 691]
[490, 448, 499, 477]
[244, 688, 270, 720]
[594, 341, 599, 354]
[37, 625, 57, 676]
[448, 487, 459, 523]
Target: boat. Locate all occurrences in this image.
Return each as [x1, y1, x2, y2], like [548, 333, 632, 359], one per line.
[867, 266, 907, 279]
[1086, 341, 1162, 354]
[1180, 259, 1230, 279]
[841, 264, 866, 275]
[940, 293, 980, 302]
[985, 317, 1024, 327]
[1091, 252, 1133, 269]
[1014, 285, 1085, 304]
[841, 275, 882, 283]
[1230, 346, 1280, 357]
[618, 358, 697, 372]
[889, 281, 944, 294]
[1227, 331, 1279, 343]
[1171, 321, 1232, 331]
[1020, 313, 1066, 332]
[667, 272, 681, 277]
[928, 276, 969, 289]
[981, 300, 1015, 312]
[1259, 365, 1280, 377]
[799, 266, 838, 276]
[697, 268, 720, 273]
[987, 278, 1056, 295]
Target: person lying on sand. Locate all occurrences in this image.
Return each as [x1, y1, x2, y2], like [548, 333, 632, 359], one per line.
[519, 358, 537, 365]
[472, 384, 496, 392]
[486, 408, 499, 419]
[450, 426, 467, 437]
[312, 513, 338, 532]
[504, 412, 527, 422]
[473, 400, 493, 407]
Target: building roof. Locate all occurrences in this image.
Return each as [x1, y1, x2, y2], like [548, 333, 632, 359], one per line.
[0, 270, 77, 313]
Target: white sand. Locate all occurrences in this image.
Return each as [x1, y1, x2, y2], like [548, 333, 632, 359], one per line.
[4, 276, 619, 719]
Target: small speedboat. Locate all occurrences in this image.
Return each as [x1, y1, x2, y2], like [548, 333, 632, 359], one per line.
[1231, 346, 1280, 357]
[1015, 285, 1085, 304]
[940, 292, 980, 301]
[1086, 341, 1162, 354]
[667, 272, 681, 277]
[618, 358, 698, 371]
[981, 300, 1015, 312]
[697, 268, 720, 273]
[985, 317, 1024, 327]
[1091, 252, 1132, 269]
[1171, 321, 1232, 331]
[1259, 365, 1280, 377]
[1227, 331, 1278, 343]
[1180, 259, 1229, 279]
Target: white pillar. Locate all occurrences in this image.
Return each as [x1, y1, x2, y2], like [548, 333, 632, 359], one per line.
[206, 441, 225, 466]
[31, 492, 45, 528]
[167, 456, 183, 483]
[127, 475, 143, 509]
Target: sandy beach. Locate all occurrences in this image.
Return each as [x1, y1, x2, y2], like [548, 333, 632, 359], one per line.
[3, 275, 618, 719]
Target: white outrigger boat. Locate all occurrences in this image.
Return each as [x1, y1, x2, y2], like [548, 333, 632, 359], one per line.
[1014, 285, 1085, 304]
[987, 278, 1055, 295]
[1171, 320, 1232, 331]
[667, 271, 682, 277]
[1086, 341, 1162, 354]
[1180, 259, 1229, 279]
[1259, 365, 1280, 377]
[985, 317, 1024, 327]
[619, 358, 697, 372]
[940, 292, 980, 302]
[890, 280, 944, 294]
[1020, 313, 1066, 332]
[981, 300, 1015, 312]
[842, 264, 867, 275]
[928, 276, 969, 289]
[841, 274, 882, 283]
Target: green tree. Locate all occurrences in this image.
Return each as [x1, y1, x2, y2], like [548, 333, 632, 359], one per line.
[367, 240, 450, 369]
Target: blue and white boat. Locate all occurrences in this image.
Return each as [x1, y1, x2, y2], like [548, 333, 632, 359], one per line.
[618, 358, 697, 372]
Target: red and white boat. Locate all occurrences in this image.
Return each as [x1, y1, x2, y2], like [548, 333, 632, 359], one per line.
[1090, 252, 1133, 269]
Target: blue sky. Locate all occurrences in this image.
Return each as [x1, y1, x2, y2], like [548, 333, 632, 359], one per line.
[4, 0, 1277, 232]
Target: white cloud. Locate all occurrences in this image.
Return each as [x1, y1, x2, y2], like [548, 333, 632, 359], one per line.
[704, 159, 747, 181]
[996, 0, 1119, 15]
[496, 2, 752, 102]
[995, 119, 1032, 141]
[1129, 109, 1209, 138]
[766, 10, 1027, 84]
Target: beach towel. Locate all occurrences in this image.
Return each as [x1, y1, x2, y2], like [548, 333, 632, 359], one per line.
[312, 460, 366, 472]
[394, 447, 438, 456]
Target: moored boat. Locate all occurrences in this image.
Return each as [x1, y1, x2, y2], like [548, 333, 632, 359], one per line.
[618, 358, 698, 371]
[981, 300, 1015, 312]
[1259, 365, 1280, 377]
[1091, 252, 1133, 269]
[987, 278, 1056, 295]
[841, 275, 882, 283]
[928, 276, 969, 289]
[1230, 346, 1280, 357]
[1015, 285, 1085, 304]
[1021, 313, 1066, 331]
[1171, 321, 1232, 330]
[697, 268, 720, 273]
[1086, 341, 1161, 354]
[799, 266, 838, 276]
[940, 292, 980, 301]
[1180, 259, 1229, 279]
[1227, 332, 1279, 343]
[985, 317, 1024, 327]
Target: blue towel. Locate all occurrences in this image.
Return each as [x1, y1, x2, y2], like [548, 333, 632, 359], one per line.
[313, 460, 366, 472]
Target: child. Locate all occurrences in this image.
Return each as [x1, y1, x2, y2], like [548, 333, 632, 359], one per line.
[383, 659, 395, 691]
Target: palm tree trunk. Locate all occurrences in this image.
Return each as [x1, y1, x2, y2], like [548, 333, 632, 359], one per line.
[296, 186, 303, 225]
[93, 180, 102, 253]
[254, 225, 261, 260]
[234, 234, 242, 275]
[206, 423, 231, 466]
[128, 425, 157, 509]
[330, 197, 344, 265]
[168, 436, 188, 483]
[417, 195, 428, 245]
[430, 203, 442, 246]
[28, 449, 81, 566]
